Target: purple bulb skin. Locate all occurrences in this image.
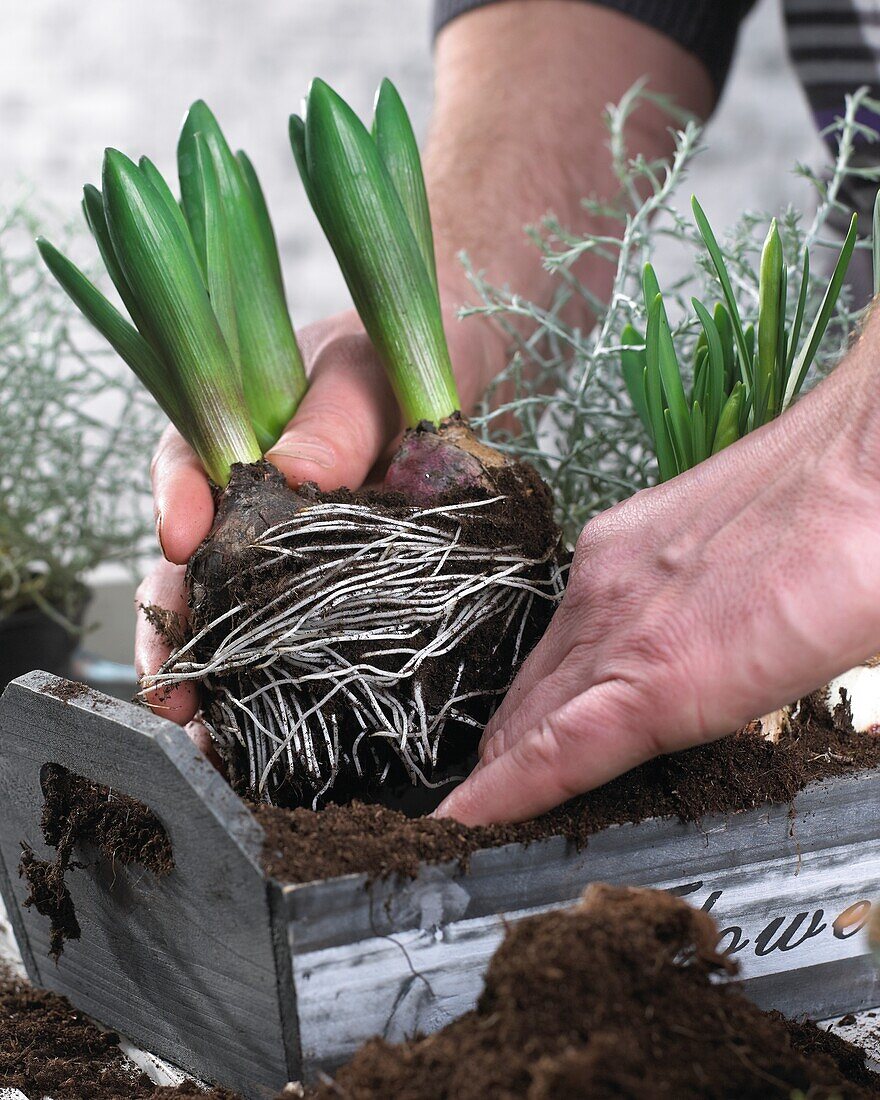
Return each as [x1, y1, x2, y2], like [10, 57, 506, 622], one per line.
[384, 415, 509, 505]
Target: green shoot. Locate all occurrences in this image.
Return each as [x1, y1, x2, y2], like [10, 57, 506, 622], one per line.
[39, 104, 306, 485]
[372, 78, 439, 299]
[621, 200, 856, 481]
[292, 78, 459, 427]
[178, 101, 307, 450]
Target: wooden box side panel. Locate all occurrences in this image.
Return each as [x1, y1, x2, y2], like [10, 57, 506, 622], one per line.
[290, 801, 880, 1075]
[282, 770, 880, 953]
[0, 674, 297, 1100]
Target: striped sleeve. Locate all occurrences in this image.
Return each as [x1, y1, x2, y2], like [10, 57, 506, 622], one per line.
[784, 0, 880, 228]
[433, 0, 758, 94]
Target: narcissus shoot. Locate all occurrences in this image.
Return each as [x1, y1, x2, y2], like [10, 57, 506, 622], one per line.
[621, 198, 857, 481]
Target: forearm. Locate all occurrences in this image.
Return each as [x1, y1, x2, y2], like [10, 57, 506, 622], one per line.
[424, 0, 716, 389]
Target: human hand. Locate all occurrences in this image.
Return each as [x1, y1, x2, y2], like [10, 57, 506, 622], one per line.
[135, 300, 503, 726]
[435, 359, 880, 825]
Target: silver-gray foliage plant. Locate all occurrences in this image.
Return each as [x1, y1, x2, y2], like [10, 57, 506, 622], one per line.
[0, 198, 162, 627]
[468, 83, 879, 546]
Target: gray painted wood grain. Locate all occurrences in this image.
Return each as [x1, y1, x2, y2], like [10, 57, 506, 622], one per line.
[1, 672, 878, 1093]
[287, 773, 880, 1073]
[0, 672, 299, 1099]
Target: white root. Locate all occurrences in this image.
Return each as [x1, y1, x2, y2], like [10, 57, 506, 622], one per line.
[143, 498, 565, 805]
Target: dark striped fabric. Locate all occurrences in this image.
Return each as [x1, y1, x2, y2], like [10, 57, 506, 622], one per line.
[785, 0, 880, 231]
[432, 0, 758, 92]
[433, 0, 880, 243]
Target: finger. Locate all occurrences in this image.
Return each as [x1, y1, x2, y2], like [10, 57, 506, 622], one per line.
[435, 680, 666, 825]
[150, 426, 215, 564]
[478, 611, 577, 754]
[267, 325, 400, 492]
[134, 559, 198, 726]
[479, 649, 590, 765]
[185, 719, 226, 775]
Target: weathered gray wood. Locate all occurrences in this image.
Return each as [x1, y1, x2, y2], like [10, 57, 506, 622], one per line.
[0, 672, 299, 1100]
[281, 770, 878, 952]
[1, 672, 878, 1091]
[286, 774, 880, 1073]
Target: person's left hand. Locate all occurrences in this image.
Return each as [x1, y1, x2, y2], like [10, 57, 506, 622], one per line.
[434, 366, 880, 825]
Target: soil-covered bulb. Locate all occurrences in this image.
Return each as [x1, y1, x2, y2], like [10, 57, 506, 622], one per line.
[176, 415, 564, 807]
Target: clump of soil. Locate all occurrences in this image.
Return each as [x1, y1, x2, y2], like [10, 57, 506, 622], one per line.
[310, 885, 880, 1099]
[42, 679, 92, 703]
[19, 764, 173, 958]
[258, 691, 880, 883]
[0, 965, 240, 1099]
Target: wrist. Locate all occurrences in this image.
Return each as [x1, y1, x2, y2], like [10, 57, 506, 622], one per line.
[437, 266, 510, 410]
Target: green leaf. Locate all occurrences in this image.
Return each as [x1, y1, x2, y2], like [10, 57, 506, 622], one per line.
[372, 78, 438, 298]
[620, 323, 650, 431]
[712, 383, 745, 455]
[194, 133, 240, 369]
[102, 147, 260, 484]
[783, 212, 857, 408]
[755, 219, 783, 427]
[82, 184, 158, 346]
[691, 196, 753, 390]
[642, 262, 661, 312]
[692, 344, 708, 410]
[179, 100, 306, 450]
[138, 156, 201, 273]
[785, 248, 810, 381]
[295, 79, 459, 426]
[236, 149, 285, 296]
[713, 302, 736, 391]
[691, 399, 707, 464]
[692, 298, 725, 439]
[645, 279, 692, 468]
[644, 361, 678, 482]
[36, 236, 180, 424]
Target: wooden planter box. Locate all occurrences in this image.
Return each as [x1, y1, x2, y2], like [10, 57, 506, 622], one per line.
[1, 671, 878, 1099]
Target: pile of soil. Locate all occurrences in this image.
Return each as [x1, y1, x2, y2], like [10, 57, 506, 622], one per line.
[258, 691, 880, 882]
[0, 966, 240, 1099]
[310, 885, 880, 1099]
[19, 764, 173, 957]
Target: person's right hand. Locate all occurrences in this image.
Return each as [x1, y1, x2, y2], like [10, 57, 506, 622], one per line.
[135, 300, 504, 727]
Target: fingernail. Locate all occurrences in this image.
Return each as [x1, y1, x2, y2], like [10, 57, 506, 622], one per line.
[267, 434, 335, 470]
[155, 511, 168, 559]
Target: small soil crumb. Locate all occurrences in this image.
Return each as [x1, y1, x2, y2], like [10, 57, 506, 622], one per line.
[0, 965, 241, 1099]
[258, 692, 880, 883]
[840, 1013, 859, 1026]
[141, 602, 188, 651]
[19, 764, 173, 958]
[310, 885, 880, 1099]
[43, 679, 91, 703]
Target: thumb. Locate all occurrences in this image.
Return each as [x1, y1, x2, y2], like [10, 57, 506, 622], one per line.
[434, 680, 657, 825]
[266, 322, 401, 491]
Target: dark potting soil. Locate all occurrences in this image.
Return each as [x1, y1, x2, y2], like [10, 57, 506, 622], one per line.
[309, 885, 880, 1100]
[0, 965, 241, 1099]
[258, 690, 880, 883]
[19, 764, 173, 958]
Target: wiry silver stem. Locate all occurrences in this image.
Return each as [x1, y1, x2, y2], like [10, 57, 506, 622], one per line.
[144, 498, 565, 805]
